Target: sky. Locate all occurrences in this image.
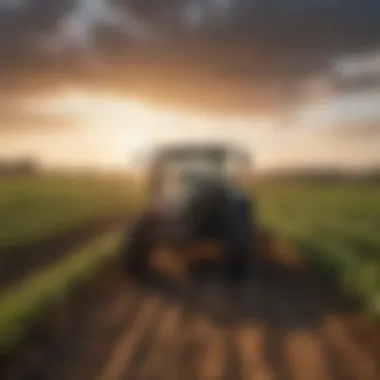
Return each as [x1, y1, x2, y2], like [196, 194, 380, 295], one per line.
[1, 0, 380, 171]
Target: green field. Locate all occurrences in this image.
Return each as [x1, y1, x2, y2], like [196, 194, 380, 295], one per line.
[0, 174, 141, 251]
[0, 177, 380, 352]
[258, 183, 380, 315]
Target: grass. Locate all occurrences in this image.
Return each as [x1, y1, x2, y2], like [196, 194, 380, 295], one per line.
[0, 174, 141, 252]
[0, 229, 124, 353]
[257, 183, 380, 317]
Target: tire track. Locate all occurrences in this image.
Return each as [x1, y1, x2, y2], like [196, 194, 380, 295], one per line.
[3, 258, 380, 380]
[235, 324, 274, 380]
[134, 305, 183, 380]
[93, 273, 380, 380]
[97, 295, 162, 380]
[321, 316, 379, 380]
[195, 316, 227, 380]
[282, 330, 331, 380]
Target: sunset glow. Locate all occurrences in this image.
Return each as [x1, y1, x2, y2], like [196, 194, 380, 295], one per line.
[1, 87, 380, 171]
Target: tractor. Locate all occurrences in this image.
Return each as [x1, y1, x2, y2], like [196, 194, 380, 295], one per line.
[122, 142, 257, 284]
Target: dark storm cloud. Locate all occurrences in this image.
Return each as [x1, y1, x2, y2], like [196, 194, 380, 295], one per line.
[0, 0, 380, 120]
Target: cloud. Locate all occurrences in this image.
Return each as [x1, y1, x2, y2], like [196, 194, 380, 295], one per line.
[1, 0, 380, 117]
[182, 0, 231, 29]
[0, 0, 27, 11]
[0, 98, 82, 132]
[34, 0, 159, 59]
[331, 121, 380, 140]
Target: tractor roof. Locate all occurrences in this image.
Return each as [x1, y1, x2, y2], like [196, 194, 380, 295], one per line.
[154, 142, 250, 160]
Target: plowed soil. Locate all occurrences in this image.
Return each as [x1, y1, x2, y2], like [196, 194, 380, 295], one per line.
[2, 232, 380, 380]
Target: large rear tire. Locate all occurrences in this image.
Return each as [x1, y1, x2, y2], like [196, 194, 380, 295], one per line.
[223, 195, 255, 283]
[122, 213, 156, 282]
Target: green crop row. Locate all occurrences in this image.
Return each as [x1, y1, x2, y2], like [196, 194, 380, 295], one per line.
[257, 183, 380, 319]
[0, 230, 124, 354]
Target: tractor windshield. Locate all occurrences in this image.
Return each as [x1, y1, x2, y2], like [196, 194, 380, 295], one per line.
[154, 146, 250, 204]
[161, 155, 223, 200]
[156, 149, 225, 203]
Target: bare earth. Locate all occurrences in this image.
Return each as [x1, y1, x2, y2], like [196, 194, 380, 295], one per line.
[2, 233, 380, 380]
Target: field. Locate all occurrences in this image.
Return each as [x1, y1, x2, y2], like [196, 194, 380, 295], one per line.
[1, 177, 379, 311]
[1, 176, 380, 379]
[258, 183, 380, 315]
[0, 174, 141, 252]
[0, 230, 123, 352]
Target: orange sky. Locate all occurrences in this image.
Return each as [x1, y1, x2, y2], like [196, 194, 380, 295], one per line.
[1, 88, 380, 171]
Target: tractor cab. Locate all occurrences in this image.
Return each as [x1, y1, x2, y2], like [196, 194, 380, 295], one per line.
[147, 143, 252, 209]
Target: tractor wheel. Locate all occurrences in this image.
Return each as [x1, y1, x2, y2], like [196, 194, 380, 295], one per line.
[249, 196, 259, 263]
[122, 213, 156, 283]
[223, 195, 254, 283]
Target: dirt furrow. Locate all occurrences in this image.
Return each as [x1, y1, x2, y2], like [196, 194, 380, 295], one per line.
[282, 330, 331, 380]
[95, 267, 380, 380]
[2, 254, 380, 380]
[321, 315, 379, 380]
[235, 324, 274, 380]
[135, 305, 183, 380]
[98, 295, 163, 380]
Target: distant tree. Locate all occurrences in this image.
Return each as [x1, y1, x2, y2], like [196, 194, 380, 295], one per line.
[0, 156, 39, 176]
